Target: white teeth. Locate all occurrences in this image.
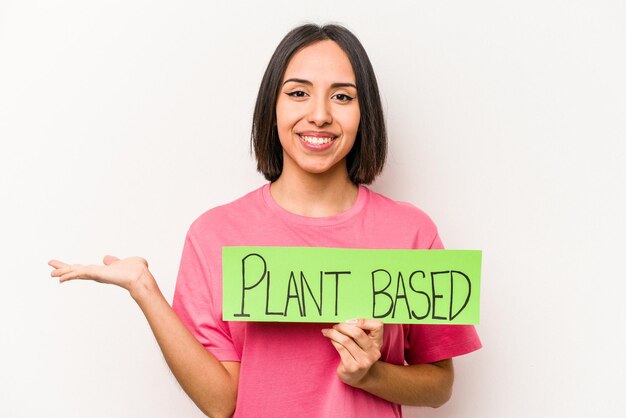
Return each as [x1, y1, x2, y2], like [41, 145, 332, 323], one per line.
[300, 135, 334, 145]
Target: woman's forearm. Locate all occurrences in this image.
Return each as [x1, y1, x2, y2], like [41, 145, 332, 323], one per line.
[355, 359, 454, 407]
[130, 272, 238, 418]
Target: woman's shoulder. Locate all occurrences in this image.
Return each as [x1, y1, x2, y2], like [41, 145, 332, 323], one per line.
[361, 187, 442, 248]
[363, 186, 438, 227]
[187, 185, 267, 235]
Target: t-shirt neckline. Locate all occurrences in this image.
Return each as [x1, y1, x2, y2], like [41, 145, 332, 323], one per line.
[261, 183, 368, 227]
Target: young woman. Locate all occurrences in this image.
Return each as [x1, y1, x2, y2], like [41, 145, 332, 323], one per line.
[49, 24, 481, 418]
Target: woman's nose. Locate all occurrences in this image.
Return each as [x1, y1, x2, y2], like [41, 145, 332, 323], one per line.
[307, 97, 332, 126]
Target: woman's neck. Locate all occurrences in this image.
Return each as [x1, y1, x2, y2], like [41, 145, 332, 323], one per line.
[270, 168, 359, 217]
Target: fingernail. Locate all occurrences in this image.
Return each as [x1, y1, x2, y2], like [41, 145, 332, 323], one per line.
[345, 319, 359, 325]
[321, 328, 328, 335]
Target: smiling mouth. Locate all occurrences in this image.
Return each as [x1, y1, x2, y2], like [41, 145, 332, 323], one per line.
[299, 135, 336, 145]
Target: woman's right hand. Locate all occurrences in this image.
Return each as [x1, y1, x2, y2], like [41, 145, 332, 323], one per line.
[49, 255, 155, 298]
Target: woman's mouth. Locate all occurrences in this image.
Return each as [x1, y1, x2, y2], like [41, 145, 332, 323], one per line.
[300, 135, 335, 145]
[298, 134, 337, 151]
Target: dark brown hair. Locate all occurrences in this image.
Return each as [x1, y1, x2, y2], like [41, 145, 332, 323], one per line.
[251, 24, 387, 185]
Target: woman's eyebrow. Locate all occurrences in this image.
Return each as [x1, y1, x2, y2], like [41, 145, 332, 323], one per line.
[282, 78, 357, 89]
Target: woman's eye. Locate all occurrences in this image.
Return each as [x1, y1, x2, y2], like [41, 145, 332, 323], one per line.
[334, 93, 354, 102]
[286, 90, 307, 98]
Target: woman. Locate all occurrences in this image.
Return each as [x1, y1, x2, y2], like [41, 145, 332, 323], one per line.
[50, 24, 481, 418]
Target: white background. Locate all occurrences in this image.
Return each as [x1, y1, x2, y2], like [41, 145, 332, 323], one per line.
[1, 1, 625, 417]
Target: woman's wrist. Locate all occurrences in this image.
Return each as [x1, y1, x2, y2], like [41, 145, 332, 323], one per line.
[128, 268, 160, 303]
[351, 360, 381, 390]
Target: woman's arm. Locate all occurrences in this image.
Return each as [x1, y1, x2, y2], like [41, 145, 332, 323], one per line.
[49, 256, 239, 418]
[353, 359, 453, 407]
[322, 319, 453, 407]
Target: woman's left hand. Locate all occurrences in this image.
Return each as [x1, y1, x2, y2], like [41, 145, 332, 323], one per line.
[322, 319, 383, 387]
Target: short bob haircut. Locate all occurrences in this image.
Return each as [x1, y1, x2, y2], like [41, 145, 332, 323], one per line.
[251, 24, 387, 185]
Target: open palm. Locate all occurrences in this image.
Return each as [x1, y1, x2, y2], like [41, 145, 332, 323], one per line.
[49, 255, 149, 292]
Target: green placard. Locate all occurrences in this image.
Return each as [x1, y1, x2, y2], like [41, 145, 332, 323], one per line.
[222, 247, 481, 324]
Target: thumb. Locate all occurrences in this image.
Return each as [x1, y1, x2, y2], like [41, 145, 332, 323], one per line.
[102, 255, 120, 265]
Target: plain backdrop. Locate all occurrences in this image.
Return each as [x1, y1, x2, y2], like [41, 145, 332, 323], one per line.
[1, 1, 625, 417]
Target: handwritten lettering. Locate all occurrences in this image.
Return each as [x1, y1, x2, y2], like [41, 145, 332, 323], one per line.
[223, 247, 481, 324]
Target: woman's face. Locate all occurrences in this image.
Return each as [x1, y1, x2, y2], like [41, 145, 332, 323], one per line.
[275, 40, 360, 180]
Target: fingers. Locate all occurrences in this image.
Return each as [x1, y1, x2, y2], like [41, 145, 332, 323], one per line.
[335, 319, 383, 347]
[48, 259, 69, 269]
[322, 327, 360, 361]
[330, 323, 374, 352]
[354, 318, 384, 345]
[50, 263, 86, 283]
[328, 339, 357, 365]
[102, 255, 120, 265]
[346, 318, 383, 332]
[49, 259, 74, 281]
[322, 319, 383, 358]
[48, 259, 103, 283]
[58, 267, 83, 282]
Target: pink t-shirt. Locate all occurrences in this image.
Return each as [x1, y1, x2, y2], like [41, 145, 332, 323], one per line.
[173, 184, 481, 418]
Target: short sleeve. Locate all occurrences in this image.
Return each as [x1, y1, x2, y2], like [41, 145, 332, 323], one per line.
[172, 231, 240, 361]
[404, 323, 482, 364]
[403, 227, 482, 364]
